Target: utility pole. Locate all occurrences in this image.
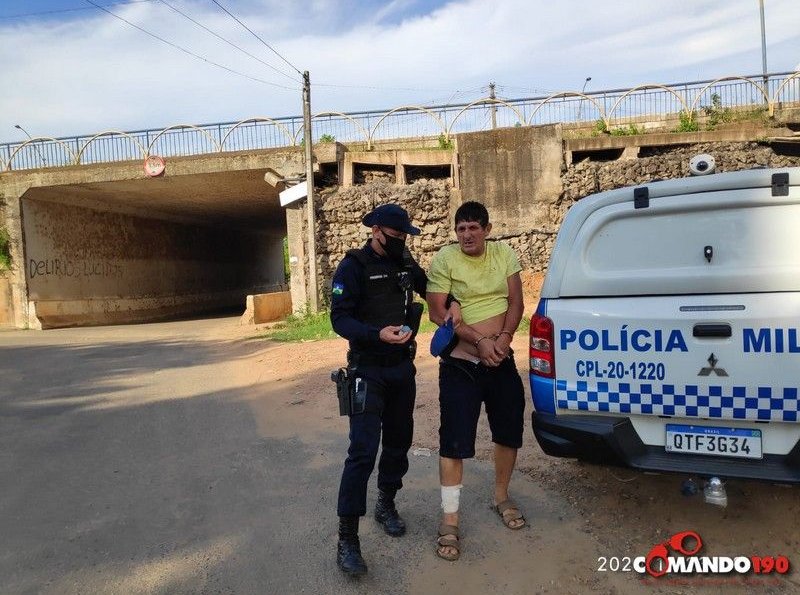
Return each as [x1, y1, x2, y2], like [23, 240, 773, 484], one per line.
[758, 0, 769, 95]
[302, 71, 319, 312]
[489, 82, 497, 129]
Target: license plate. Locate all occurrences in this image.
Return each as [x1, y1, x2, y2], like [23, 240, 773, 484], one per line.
[665, 424, 763, 460]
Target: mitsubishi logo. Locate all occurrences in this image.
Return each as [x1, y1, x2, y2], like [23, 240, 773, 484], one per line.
[698, 353, 728, 377]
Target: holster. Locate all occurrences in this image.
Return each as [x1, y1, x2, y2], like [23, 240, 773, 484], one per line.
[330, 365, 367, 416]
[331, 367, 353, 416]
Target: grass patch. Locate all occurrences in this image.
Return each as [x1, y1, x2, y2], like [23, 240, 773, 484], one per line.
[418, 299, 438, 333]
[265, 310, 337, 342]
[418, 317, 438, 333]
[609, 123, 642, 136]
[265, 300, 441, 343]
[264, 304, 531, 344]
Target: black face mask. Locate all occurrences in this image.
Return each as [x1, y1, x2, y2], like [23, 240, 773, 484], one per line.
[379, 230, 406, 262]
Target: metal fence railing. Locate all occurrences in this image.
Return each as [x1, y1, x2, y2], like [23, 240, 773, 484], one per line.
[3, 71, 799, 172]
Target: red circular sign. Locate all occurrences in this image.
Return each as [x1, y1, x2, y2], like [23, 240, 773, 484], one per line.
[144, 155, 165, 177]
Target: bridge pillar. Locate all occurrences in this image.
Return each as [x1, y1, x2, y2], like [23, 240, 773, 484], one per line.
[0, 177, 34, 328]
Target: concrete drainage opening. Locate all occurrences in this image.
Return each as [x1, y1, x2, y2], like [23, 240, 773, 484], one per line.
[405, 164, 452, 183]
[354, 164, 395, 184]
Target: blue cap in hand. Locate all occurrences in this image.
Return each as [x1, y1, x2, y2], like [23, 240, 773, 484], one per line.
[430, 318, 458, 357]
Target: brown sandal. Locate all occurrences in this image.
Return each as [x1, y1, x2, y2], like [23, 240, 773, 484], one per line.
[494, 498, 526, 530]
[436, 523, 460, 561]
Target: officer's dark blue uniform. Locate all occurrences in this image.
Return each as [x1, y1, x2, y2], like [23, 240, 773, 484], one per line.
[330, 204, 426, 576]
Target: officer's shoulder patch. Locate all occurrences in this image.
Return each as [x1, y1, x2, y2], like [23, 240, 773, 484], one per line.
[332, 282, 344, 296]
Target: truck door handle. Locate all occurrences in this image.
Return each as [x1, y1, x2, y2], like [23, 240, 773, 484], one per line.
[693, 324, 732, 338]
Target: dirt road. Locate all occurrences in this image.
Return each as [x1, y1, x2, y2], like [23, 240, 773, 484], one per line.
[1, 317, 798, 594]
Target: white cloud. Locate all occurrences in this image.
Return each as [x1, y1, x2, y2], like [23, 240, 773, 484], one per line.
[1, 0, 798, 140]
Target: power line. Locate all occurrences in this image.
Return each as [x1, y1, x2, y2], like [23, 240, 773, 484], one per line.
[84, 0, 298, 90]
[417, 87, 485, 106]
[0, 0, 156, 20]
[157, 0, 300, 84]
[210, 0, 302, 77]
[314, 82, 459, 93]
[497, 84, 558, 97]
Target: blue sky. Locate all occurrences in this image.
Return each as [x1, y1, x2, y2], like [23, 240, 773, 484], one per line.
[1, 0, 799, 140]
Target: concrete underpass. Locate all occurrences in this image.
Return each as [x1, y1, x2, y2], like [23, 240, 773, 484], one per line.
[1, 149, 312, 328]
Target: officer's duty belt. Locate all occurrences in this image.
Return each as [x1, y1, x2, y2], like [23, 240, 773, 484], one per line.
[349, 345, 414, 367]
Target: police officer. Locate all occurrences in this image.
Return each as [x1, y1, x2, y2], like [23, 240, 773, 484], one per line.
[330, 204, 427, 576]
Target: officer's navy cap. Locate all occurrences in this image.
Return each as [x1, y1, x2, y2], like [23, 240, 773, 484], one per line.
[362, 204, 420, 236]
[430, 318, 458, 357]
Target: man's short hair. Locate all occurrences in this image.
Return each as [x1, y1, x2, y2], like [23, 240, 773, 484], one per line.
[454, 201, 489, 228]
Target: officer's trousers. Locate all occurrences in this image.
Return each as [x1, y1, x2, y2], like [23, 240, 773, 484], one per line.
[337, 358, 416, 517]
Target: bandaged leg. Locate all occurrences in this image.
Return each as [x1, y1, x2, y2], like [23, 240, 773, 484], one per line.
[440, 484, 463, 514]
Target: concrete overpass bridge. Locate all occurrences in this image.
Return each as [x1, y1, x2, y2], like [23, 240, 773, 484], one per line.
[0, 147, 314, 328]
[2, 102, 799, 329]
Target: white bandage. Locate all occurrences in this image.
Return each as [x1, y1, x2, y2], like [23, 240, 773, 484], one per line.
[440, 484, 463, 514]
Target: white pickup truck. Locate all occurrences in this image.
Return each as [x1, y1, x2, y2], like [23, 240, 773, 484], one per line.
[529, 166, 800, 482]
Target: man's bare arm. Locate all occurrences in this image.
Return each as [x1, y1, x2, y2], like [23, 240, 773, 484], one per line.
[427, 292, 463, 328]
[427, 292, 449, 326]
[493, 273, 525, 357]
[503, 273, 524, 334]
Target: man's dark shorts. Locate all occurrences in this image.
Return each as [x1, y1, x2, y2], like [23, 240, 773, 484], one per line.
[438, 352, 525, 459]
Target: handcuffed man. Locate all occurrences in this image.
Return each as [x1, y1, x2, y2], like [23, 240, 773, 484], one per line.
[426, 201, 527, 562]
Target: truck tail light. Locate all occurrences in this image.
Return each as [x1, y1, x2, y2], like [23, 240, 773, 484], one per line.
[530, 313, 555, 378]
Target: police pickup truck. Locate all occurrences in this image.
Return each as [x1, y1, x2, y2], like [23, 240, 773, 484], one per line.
[529, 166, 800, 482]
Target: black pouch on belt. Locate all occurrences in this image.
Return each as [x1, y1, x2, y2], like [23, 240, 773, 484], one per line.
[350, 377, 367, 415]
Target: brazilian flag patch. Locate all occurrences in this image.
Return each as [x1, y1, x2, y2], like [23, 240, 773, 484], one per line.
[332, 282, 344, 296]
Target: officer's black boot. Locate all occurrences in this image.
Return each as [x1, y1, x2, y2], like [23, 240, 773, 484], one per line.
[374, 488, 406, 537]
[336, 516, 367, 576]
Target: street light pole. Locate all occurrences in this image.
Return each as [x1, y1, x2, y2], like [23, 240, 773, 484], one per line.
[758, 0, 768, 93]
[577, 77, 591, 122]
[489, 82, 497, 129]
[14, 124, 47, 166]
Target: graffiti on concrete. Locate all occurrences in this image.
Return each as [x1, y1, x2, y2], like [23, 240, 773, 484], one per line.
[28, 258, 123, 279]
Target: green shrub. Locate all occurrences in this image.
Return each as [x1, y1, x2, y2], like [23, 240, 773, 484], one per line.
[609, 123, 642, 136]
[437, 134, 454, 150]
[703, 93, 733, 129]
[594, 119, 608, 134]
[675, 111, 699, 133]
[591, 119, 644, 136]
[319, 134, 335, 143]
[0, 227, 10, 270]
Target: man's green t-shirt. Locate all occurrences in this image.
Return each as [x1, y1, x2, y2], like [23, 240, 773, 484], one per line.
[427, 241, 522, 325]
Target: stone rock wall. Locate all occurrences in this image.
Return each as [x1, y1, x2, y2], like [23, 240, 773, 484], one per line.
[310, 141, 800, 301]
[316, 179, 453, 287]
[553, 141, 800, 258]
[559, 141, 800, 218]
